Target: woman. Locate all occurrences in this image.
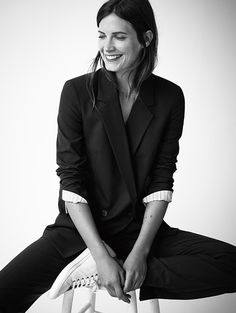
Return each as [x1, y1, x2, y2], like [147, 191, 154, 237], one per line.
[0, 0, 236, 311]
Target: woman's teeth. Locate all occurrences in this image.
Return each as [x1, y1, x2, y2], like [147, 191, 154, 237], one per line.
[105, 54, 122, 61]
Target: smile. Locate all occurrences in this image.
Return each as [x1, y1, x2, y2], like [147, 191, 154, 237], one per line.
[104, 54, 122, 62]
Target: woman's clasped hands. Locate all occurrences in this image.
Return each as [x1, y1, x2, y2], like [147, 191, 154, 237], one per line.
[96, 249, 147, 303]
[123, 249, 147, 293]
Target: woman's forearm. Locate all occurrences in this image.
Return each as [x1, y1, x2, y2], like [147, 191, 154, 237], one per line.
[132, 200, 168, 257]
[65, 202, 110, 261]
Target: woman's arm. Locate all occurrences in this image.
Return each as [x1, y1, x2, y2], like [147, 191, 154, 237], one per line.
[129, 200, 168, 258]
[123, 85, 185, 292]
[123, 200, 168, 292]
[66, 201, 131, 303]
[66, 202, 109, 259]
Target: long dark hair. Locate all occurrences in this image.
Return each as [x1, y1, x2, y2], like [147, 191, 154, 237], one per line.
[87, 0, 158, 108]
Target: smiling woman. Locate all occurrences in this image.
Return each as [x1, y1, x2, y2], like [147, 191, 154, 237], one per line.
[0, 0, 236, 312]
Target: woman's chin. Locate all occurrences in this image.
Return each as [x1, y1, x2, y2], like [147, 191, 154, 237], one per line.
[103, 57, 125, 73]
[104, 63, 121, 72]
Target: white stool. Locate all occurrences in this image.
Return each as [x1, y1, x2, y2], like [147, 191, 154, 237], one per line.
[52, 286, 160, 313]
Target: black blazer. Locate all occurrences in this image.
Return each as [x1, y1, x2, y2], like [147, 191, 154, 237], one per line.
[44, 69, 185, 258]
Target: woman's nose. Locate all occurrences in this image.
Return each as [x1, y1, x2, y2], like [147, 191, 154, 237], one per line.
[104, 38, 115, 53]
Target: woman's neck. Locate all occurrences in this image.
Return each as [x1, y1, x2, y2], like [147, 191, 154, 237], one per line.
[116, 71, 134, 99]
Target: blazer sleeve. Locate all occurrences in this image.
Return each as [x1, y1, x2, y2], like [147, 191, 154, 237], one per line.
[144, 86, 185, 195]
[56, 80, 90, 203]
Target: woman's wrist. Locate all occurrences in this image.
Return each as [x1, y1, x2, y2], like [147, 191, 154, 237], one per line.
[95, 252, 116, 268]
[130, 243, 150, 259]
[90, 242, 111, 261]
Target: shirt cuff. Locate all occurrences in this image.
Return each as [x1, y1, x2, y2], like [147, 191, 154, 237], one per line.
[62, 190, 88, 204]
[142, 190, 173, 204]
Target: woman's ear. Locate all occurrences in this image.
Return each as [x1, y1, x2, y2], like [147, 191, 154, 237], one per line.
[144, 30, 153, 47]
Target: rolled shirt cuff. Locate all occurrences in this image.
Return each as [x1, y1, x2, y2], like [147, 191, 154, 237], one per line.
[142, 190, 173, 204]
[62, 190, 88, 204]
[62, 189, 172, 212]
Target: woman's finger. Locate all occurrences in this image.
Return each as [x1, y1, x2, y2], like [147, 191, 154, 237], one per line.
[119, 268, 125, 288]
[114, 283, 130, 303]
[123, 272, 134, 293]
[133, 276, 145, 290]
[133, 266, 147, 290]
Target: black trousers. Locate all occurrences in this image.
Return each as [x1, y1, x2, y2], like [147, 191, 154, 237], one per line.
[0, 221, 236, 313]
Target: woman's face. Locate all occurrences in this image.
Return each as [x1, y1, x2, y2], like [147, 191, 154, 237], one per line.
[98, 13, 143, 77]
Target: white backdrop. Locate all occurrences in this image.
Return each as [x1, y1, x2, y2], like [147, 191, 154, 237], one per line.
[0, 0, 235, 312]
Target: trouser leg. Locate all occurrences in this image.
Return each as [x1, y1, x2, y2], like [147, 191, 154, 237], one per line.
[140, 226, 236, 300]
[0, 236, 81, 313]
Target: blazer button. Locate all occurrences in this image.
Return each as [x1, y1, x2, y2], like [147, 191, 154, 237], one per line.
[101, 209, 108, 217]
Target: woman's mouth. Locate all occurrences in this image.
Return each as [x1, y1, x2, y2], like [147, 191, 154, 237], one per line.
[104, 54, 122, 62]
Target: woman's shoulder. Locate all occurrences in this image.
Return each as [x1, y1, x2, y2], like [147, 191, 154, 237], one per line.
[60, 71, 98, 103]
[64, 72, 92, 89]
[150, 73, 184, 95]
[148, 74, 185, 110]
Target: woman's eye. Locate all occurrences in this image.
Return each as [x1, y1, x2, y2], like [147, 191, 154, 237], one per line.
[98, 34, 126, 40]
[115, 36, 126, 40]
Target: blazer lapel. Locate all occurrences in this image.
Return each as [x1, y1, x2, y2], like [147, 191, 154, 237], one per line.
[125, 75, 155, 156]
[94, 69, 154, 204]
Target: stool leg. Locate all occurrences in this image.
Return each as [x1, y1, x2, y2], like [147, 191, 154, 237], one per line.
[62, 289, 74, 313]
[146, 299, 160, 313]
[138, 298, 160, 313]
[127, 290, 138, 313]
[77, 288, 96, 313]
[87, 289, 96, 313]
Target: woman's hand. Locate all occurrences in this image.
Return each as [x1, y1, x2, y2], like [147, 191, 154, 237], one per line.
[123, 250, 147, 293]
[96, 255, 131, 303]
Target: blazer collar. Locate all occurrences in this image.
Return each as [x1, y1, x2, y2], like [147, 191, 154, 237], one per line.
[96, 69, 155, 108]
[95, 69, 154, 206]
